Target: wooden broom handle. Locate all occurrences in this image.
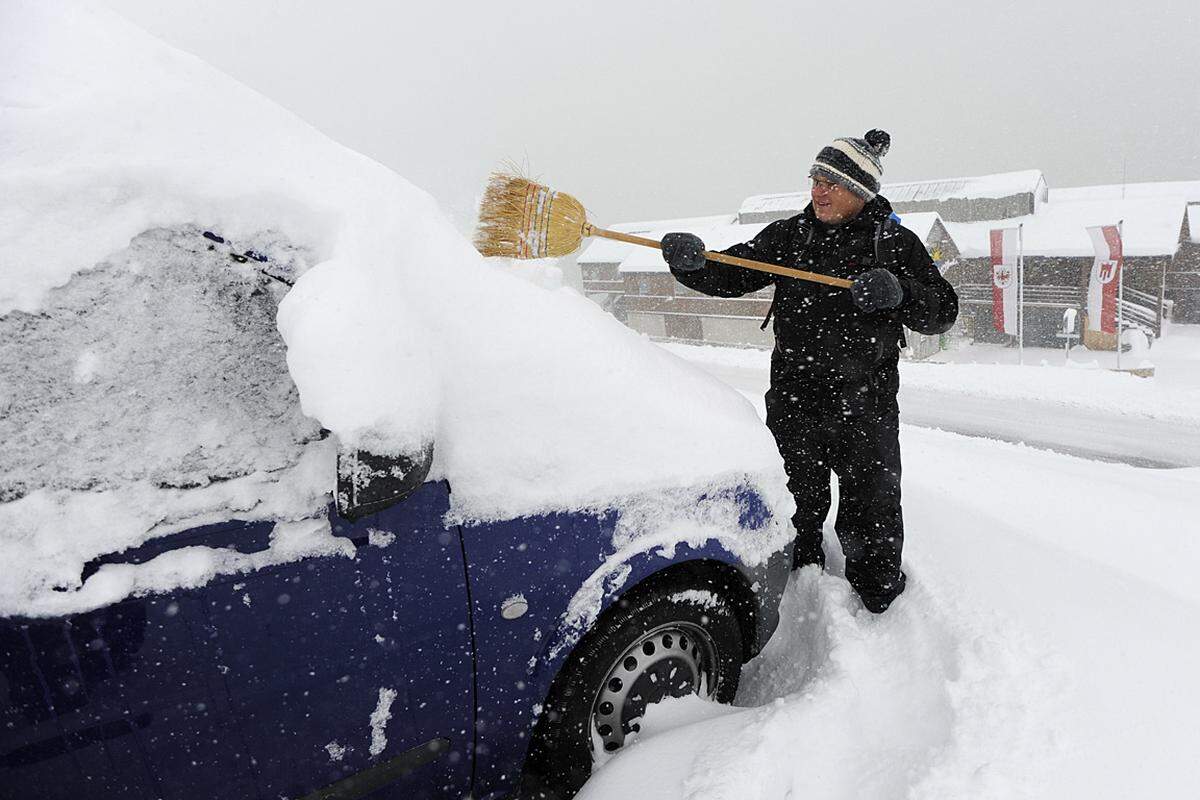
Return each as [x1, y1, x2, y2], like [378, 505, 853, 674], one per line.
[586, 225, 853, 289]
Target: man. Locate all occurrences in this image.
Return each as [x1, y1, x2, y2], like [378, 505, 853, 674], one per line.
[660, 129, 957, 613]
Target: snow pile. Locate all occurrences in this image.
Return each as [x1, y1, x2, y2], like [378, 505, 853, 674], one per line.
[580, 565, 1063, 800]
[0, 2, 788, 615]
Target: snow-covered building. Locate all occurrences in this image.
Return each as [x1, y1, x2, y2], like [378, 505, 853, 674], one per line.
[871, 174, 1195, 332]
[1045, 181, 1200, 324]
[578, 214, 771, 346]
[944, 194, 1191, 341]
[578, 214, 734, 324]
[737, 170, 1048, 225]
[580, 169, 1197, 350]
[578, 211, 958, 350]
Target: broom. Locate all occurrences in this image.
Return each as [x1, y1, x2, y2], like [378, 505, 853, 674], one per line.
[473, 172, 852, 289]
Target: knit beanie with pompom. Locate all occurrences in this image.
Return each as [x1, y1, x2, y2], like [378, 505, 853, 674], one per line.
[810, 129, 891, 200]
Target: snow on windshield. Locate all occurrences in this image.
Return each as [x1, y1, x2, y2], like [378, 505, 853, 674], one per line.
[0, 2, 789, 616]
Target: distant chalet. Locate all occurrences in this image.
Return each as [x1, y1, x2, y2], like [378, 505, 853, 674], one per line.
[578, 170, 1200, 353]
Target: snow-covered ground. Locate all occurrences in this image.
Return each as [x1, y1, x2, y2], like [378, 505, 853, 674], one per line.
[663, 327, 1200, 468]
[580, 349, 1200, 799]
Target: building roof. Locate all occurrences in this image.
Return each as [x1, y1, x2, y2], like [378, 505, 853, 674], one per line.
[882, 169, 1047, 204]
[894, 212, 944, 244]
[577, 213, 734, 264]
[736, 191, 807, 218]
[1188, 204, 1200, 244]
[737, 169, 1048, 219]
[943, 196, 1187, 259]
[1048, 180, 1200, 204]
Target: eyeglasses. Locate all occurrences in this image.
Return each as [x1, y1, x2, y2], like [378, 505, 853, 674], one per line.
[810, 176, 842, 193]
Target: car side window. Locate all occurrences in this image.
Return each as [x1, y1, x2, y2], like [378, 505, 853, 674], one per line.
[336, 443, 434, 521]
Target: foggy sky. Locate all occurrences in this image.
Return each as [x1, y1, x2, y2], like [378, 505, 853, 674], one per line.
[104, 0, 1199, 231]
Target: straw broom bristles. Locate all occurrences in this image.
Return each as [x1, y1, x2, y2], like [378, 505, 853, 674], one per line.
[474, 172, 591, 260]
[473, 169, 855, 290]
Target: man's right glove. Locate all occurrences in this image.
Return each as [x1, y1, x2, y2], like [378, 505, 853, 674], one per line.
[660, 232, 707, 272]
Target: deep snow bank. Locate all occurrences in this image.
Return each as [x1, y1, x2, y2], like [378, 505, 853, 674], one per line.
[579, 565, 1063, 800]
[578, 418, 1200, 799]
[0, 2, 788, 615]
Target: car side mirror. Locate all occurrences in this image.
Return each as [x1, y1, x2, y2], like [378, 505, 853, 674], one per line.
[336, 442, 434, 521]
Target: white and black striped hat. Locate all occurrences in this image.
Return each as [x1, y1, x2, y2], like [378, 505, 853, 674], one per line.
[810, 129, 891, 200]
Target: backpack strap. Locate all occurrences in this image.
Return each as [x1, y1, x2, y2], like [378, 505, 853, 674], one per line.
[760, 220, 815, 330]
[872, 213, 902, 266]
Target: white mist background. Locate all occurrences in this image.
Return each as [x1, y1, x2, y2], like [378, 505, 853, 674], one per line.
[104, 0, 1199, 228]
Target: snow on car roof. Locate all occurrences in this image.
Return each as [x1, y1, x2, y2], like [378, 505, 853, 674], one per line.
[0, 3, 790, 616]
[942, 196, 1187, 258]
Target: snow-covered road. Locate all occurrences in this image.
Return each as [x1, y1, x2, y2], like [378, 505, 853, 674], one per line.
[670, 355, 1200, 469]
[900, 387, 1200, 468]
[579, 348, 1200, 799]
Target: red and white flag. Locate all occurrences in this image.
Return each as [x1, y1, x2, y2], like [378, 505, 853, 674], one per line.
[989, 228, 1019, 334]
[1086, 225, 1123, 334]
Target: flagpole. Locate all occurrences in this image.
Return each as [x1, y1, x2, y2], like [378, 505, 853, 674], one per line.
[1017, 223, 1025, 366]
[1117, 219, 1124, 372]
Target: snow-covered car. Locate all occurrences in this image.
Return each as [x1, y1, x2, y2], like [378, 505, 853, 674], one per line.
[1, 409, 788, 800]
[0, 4, 793, 799]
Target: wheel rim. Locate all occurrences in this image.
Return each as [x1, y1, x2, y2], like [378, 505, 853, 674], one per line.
[590, 621, 718, 762]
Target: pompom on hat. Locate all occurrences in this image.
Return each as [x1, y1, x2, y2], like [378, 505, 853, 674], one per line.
[810, 129, 891, 200]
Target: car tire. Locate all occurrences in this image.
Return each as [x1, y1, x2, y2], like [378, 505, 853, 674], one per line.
[519, 581, 744, 799]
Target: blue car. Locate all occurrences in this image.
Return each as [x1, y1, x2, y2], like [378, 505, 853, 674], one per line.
[1, 442, 790, 799]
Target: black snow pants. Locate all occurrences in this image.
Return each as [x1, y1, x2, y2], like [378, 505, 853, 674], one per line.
[765, 387, 907, 613]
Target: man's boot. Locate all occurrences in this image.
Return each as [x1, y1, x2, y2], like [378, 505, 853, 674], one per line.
[791, 531, 826, 572]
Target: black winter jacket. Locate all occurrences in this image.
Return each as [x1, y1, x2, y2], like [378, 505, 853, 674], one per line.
[671, 196, 958, 417]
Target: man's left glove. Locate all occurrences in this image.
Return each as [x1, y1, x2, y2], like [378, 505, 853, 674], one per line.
[850, 268, 904, 313]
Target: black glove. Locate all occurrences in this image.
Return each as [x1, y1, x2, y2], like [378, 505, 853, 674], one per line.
[850, 268, 904, 313]
[660, 232, 707, 273]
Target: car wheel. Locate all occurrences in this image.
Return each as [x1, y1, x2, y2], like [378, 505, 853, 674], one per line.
[519, 582, 744, 799]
